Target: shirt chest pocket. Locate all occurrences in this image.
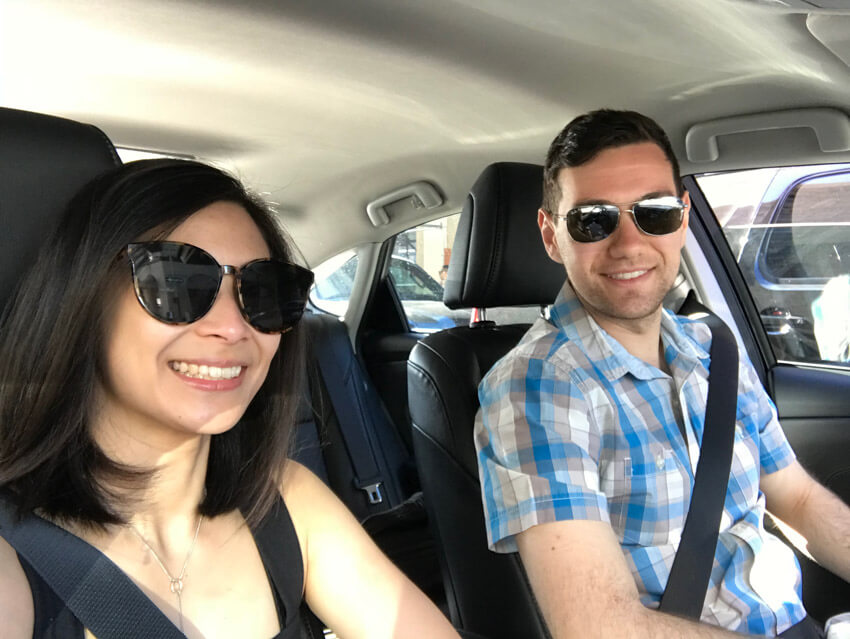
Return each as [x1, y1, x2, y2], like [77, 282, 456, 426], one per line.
[600, 443, 687, 547]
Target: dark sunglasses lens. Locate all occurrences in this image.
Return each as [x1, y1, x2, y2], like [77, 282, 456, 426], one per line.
[567, 205, 620, 242]
[632, 199, 684, 236]
[130, 243, 221, 324]
[239, 261, 315, 332]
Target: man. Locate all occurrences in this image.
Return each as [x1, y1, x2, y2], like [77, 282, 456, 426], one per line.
[474, 109, 850, 638]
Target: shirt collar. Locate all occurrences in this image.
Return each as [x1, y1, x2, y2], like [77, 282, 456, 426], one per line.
[547, 280, 709, 382]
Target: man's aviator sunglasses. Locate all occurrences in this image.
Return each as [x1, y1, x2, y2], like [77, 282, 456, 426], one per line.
[126, 241, 314, 334]
[551, 196, 686, 243]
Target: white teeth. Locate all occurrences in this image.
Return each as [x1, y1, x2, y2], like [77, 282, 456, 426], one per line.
[170, 361, 242, 380]
[608, 270, 647, 280]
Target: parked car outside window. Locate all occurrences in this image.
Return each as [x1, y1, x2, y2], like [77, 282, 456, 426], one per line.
[698, 164, 850, 365]
[311, 216, 542, 332]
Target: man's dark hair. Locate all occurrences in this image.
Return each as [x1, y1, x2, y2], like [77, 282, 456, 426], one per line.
[542, 109, 683, 214]
[0, 159, 305, 528]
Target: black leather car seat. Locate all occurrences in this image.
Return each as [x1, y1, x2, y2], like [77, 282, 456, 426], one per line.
[0, 107, 121, 314]
[407, 162, 565, 639]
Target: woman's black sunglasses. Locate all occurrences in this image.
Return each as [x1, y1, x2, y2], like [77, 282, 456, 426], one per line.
[126, 241, 314, 334]
[552, 196, 686, 243]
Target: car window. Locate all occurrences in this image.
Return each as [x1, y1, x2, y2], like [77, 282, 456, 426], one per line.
[390, 215, 542, 332]
[697, 165, 850, 365]
[759, 173, 850, 283]
[388, 257, 445, 301]
[389, 217, 468, 332]
[310, 249, 358, 318]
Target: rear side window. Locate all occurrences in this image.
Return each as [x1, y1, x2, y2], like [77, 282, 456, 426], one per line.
[697, 165, 850, 365]
[389, 215, 541, 332]
[310, 249, 358, 318]
[389, 257, 445, 301]
[390, 217, 469, 332]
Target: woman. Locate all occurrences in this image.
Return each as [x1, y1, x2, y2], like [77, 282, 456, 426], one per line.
[0, 159, 460, 638]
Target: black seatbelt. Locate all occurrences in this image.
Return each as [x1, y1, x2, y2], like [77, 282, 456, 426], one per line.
[0, 493, 185, 639]
[0, 493, 321, 639]
[659, 292, 739, 619]
[310, 325, 386, 507]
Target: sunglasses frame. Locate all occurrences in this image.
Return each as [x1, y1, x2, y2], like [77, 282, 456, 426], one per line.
[550, 196, 686, 243]
[126, 241, 314, 334]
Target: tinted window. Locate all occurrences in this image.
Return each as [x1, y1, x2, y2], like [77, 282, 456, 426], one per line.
[759, 173, 850, 283]
[310, 249, 358, 317]
[389, 258, 445, 301]
[698, 165, 850, 365]
[389, 216, 542, 332]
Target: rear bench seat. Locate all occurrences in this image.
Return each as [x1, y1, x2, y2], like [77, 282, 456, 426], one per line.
[295, 311, 443, 604]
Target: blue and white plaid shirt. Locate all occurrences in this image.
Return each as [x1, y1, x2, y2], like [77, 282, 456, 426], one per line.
[475, 282, 806, 635]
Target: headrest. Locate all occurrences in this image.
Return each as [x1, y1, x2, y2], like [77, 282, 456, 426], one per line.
[443, 162, 565, 309]
[0, 107, 120, 313]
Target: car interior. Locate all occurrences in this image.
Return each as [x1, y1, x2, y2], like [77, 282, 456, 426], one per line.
[3, 1, 850, 637]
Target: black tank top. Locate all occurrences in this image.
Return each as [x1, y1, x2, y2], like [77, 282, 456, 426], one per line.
[17, 498, 304, 638]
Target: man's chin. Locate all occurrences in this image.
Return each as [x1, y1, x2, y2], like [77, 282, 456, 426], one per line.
[579, 290, 666, 323]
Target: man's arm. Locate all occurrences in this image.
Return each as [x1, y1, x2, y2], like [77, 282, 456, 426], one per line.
[761, 459, 850, 583]
[516, 519, 754, 639]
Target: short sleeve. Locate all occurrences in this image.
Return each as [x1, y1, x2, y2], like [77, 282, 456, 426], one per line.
[474, 351, 610, 553]
[737, 353, 796, 475]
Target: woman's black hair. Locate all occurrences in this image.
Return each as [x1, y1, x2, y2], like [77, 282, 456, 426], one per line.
[0, 159, 306, 527]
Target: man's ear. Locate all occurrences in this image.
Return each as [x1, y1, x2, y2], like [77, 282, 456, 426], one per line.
[538, 208, 564, 264]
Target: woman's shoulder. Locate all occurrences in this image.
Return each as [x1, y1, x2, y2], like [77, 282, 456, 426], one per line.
[278, 460, 372, 573]
[279, 460, 341, 533]
[280, 459, 328, 501]
[0, 536, 35, 638]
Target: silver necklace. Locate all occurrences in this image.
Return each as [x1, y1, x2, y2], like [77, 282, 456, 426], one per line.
[128, 513, 203, 634]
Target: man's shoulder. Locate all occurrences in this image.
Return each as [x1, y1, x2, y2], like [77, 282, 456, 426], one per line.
[482, 316, 589, 387]
[663, 308, 713, 354]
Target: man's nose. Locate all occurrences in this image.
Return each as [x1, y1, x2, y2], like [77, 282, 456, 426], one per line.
[608, 209, 646, 252]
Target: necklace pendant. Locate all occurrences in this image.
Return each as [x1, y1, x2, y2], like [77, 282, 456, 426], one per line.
[170, 577, 184, 595]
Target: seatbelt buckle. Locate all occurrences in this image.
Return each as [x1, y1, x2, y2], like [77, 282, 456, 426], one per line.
[357, 481, 383, 504]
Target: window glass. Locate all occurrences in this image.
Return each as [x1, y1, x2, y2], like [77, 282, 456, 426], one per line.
[759, 174, 850, 282]
[390, 215, 541, 332]
[309, 249, 358, 318]
[697, 165, 850, 365]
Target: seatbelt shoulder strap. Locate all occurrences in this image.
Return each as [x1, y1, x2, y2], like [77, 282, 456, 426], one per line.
[310, 319, 386, 506]
[659, 293, 739, 618]
[0, 493, 184, 639]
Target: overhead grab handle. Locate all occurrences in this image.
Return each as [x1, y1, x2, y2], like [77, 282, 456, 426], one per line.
[685, 108, 850, 162]
[366, 181, 444, 227]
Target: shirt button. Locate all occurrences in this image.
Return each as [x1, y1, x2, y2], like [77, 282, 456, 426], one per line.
[656, 454, 666, 470]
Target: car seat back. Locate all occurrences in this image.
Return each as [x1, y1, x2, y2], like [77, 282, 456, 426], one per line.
[408, 162, 563, 638]
[0, 107, 120, 315]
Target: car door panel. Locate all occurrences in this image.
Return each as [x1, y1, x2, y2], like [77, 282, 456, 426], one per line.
[687, 176, 850, 622]
[771, 365, 850, 498]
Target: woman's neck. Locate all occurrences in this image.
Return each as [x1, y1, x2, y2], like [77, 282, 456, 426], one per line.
[90, 409, 211, 526]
